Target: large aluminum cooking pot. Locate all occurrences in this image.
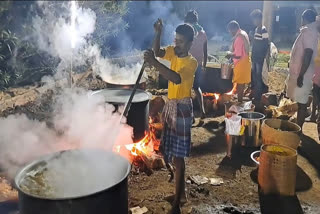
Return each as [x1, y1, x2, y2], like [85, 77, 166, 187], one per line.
[220, 61, 233, 80]
[14, 149, 131, 214]
[91, 88, 151, 142]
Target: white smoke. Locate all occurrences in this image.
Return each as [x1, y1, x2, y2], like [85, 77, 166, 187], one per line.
[0, 88, 133, 179]
[32, 1, 145, 85]
[0, 1, 181, 181]
[85, 44, 145, 85]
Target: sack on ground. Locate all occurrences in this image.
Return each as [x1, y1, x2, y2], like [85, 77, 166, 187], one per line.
[225, 114, 242, 135]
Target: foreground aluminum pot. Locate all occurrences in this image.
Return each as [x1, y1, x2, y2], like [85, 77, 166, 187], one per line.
[15, 149, 131, 214]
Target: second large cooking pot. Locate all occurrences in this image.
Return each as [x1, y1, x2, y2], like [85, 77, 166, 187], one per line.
[91, 88, 152, 142]
[15, 149, 131, 214]
[200, 65, 233, 93]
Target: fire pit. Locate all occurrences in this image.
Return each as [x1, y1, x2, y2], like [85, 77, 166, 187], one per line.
[14, 149, 130, 214]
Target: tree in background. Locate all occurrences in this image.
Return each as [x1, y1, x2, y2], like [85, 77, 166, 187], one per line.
[0, 0, 129, 89]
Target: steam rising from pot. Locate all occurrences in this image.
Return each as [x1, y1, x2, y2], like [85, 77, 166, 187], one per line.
[0, 88, 133, 179]
[0, 1, 181, 179]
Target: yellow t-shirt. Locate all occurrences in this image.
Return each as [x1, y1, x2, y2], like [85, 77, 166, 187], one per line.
[161, 46, 198, 99]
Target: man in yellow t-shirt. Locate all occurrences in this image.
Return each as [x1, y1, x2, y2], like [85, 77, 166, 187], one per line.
[144, 19, 197, 214]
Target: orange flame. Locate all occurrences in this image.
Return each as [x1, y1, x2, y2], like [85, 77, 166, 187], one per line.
[203, 92, 220, 101]
[213, 93, 220, 100]
[124, 133, 151, 156]
[113, 117, 161, 161]
[226, 83, 237, 95]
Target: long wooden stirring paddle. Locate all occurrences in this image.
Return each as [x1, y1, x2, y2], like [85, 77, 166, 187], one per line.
[120, 61, 146, 123]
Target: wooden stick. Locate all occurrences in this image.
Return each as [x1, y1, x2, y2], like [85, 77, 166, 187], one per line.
[120, 62, 146, 123]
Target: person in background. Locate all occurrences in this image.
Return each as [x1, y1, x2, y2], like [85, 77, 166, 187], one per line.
[145, 19, 197, 214]
[310, 16, 320, 123]
[226, 20, 251, 102]
[184, 10, 207, 121]
[250, 9, 270, 107]
[313, 16, 320, 140]
[286, 9, 318, 132]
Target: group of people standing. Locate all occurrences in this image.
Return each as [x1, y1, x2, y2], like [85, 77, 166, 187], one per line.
[143, 8, 320, 214]
[226, 9, 270, 107]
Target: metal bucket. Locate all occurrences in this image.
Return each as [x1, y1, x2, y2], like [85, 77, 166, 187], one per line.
[220, 63, 233, 79]
[239, 112, 265, 147]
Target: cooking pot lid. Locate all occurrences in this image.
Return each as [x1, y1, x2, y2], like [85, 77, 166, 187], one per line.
[91, 88, 151, 103]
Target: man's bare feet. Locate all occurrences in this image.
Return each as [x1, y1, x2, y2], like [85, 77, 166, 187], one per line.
[166, 163, 175, 183]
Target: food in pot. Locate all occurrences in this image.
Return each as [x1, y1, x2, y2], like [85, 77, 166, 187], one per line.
[20, 168, 54, 198]
[267, 146, 289, 156]
[18, 150, 129, 199]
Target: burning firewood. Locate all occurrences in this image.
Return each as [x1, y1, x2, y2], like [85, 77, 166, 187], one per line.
[203, 98, 213, 114]
[149, 122, 163, 140]
[202, 87, 236, 113]
[139, 152, 165, 171]
[218, 94, 233, 106]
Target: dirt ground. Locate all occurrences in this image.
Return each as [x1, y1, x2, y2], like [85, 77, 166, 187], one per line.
[0, 70, 320, 214]
[128, 117, 320, 214]
[128, 70, 320, 214]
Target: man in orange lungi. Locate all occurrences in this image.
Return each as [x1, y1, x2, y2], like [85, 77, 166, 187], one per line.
[226, 20, 251, 102]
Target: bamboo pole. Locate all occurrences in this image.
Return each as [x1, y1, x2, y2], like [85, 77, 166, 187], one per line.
[262, 1, 274, 40]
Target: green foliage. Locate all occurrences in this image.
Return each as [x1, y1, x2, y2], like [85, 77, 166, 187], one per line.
[0, 29, 55, 89]
[274, 53, 290, 69]
[0, 29, 18, 88]
[103, 1, 129, 16]
[0, 1, 129, 89]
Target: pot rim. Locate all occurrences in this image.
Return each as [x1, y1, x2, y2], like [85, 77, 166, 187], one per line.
[91, 88, 152, 104]
[238, 112, 265, 120]
[106, 81, 147, 86]
[14, 149, 131, 201]
[263, 118, 301, 133]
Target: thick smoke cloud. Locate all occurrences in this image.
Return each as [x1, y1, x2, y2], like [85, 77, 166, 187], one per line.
[107, 1, 182, 56]
[0, 2, 140, 179]
[0, 88, 133, 179]
[0, 89, 133, 177]
[0, 1, 185, 180]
